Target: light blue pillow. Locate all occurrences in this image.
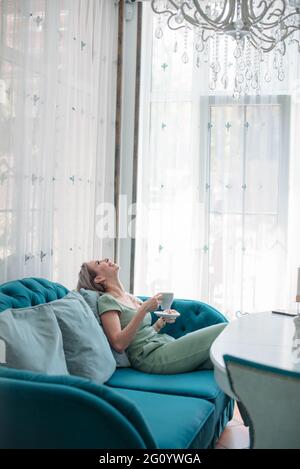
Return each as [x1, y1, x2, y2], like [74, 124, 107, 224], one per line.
[79, 289, 131, 368]
[51, 291, 116, 384]
[78, 289, 102, 323]
[0, 304, 69, 375]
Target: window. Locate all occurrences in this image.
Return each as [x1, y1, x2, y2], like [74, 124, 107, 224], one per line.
[204, 97, 290, 316]
[134, 5, 293, 318]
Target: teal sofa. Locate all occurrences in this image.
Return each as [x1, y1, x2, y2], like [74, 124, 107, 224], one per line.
[0, 278, 234, 449]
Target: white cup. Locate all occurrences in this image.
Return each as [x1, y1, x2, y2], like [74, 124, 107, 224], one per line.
[159, 292, 174, 310]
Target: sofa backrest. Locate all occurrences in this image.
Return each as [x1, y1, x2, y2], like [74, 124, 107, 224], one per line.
[0, 278, 69, 313]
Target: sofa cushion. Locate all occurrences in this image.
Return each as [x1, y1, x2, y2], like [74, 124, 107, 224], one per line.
[50, 291, 116, 384]
[79, 288, 131, 368]
[0, 304, 68, 375]
[108, 368, 220, 400]
[0, 367, 215, 449]
[115, 387, 215, 449]
[107, 368, 231, 424]
[0, 366, 156, 449]
[0, 278, 69, 312]
[78, 288, 102, 322]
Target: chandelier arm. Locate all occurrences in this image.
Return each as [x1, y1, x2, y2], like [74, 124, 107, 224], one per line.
[254, 8, 300, 32]
[151, 0, 188, 31]
[249, 25, 283, 50]
[248, 0, 286, 26]
[191, 0, 236, 30]
[151, 0, 177, 16]
[248, 35, 276, 52]
[276, 25, 300, 43]
[257, 13, 289, 29]
[250, 25, 278, 43]
[248, 29, 279, 52]
[166, 17, 187, 31]
[201, 29, 215, 43]
[248, 0, 268, 22]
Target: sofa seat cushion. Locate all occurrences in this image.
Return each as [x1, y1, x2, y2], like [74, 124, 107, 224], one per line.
[107, 368, 231, 424]
[115, 387, 215, 449]
[108, 368, 222, 401]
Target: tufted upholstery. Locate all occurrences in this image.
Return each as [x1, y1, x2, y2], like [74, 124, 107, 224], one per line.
[139, 297, 228, 339]
[0, 278, 69, 313]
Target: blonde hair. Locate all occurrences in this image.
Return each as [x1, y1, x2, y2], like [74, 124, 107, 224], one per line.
[77, 262, 105, 293]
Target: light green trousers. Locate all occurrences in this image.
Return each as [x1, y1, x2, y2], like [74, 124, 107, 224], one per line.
[131, 323, 227, 375]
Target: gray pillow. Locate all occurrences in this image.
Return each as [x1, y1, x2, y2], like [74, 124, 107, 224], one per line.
[0, 304, 69, 375]
[79, 289, 131, 368]
[50, 291, 116, 384]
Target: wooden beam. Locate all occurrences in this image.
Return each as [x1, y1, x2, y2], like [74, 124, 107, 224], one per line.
[114, 0, 124, 262]
[130, 2, 142, 293]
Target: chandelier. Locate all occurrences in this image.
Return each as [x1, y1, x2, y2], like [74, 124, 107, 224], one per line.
[150, 1, 300, 97]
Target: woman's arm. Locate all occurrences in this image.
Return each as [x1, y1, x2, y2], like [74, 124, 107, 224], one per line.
[100, 295, 162, 353]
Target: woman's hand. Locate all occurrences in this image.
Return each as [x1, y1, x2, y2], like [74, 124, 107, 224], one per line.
[161, 309, 179, 325]
[140, 293, 162, 313]
[154, 310, 179, 332]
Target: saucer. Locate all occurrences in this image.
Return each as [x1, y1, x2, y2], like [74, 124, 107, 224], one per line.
[153, 311, 180, 318]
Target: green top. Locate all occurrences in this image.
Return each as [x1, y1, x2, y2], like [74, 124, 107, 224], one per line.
[97, 293, 174, 361]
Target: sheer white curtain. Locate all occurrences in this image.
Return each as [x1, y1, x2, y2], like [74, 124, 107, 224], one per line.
[0, 0, 118, 288]
[135, 3, 300, 319]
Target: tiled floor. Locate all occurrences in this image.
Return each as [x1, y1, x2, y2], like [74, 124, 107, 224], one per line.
[215, 404, 250, 449]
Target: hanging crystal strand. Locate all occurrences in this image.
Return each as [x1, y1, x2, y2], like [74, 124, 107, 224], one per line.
[174, 0, 184, 25]
[257, 35, 263, 95]
[209, 34, 218, 91]
[174, 30, 178, 53]
[182, 25, 189, 64]
[245, 39, 253, 83]
[233, 19, 243, 100]
[237, 42, 246, 91]
[273, 26, 280, 71]
[214, 34, 221, 79]
[244, 40, 250, 96]
[264, 50, 271, 83]
[155, 11, 163, 39]
[251, 47, 260, 94]
[203, 39, 209, 64]
[278, 41, 285, 81]
[195, 27, 204, 68]
[221, 35, 229, 90]
[233, 1, 244, 99]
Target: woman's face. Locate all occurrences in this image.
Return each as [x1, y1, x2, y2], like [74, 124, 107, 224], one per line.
[87, 258, 119, 284]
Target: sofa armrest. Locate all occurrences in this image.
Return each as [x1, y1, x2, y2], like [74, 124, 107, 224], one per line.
[0, 367, 156, 449]
[138, 296, 228, 339]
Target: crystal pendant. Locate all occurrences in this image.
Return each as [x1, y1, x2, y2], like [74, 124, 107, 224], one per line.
[251, 73, 259, 90]
[245, 69, 252, 81]
[155, 27, 163, 39]
[175, 13, 184, 24]
[209, 79, 217, 91]
[264, 71, 271, 83]
[236, 73, 244, 84]
[234, 45, 242, 59]
[196, 40, 204, 53]
[221, 73, 229, 89]
[182, 51, 189, 64]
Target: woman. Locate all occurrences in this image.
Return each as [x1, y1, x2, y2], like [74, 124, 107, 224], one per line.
[77, 258, 226, 374]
